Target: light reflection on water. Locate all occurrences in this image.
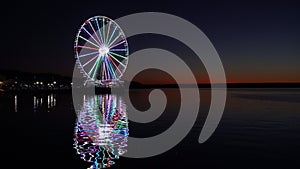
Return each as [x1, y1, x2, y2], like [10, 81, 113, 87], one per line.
[13, 94, 57, 112]
[14, 95, 17, 112]
[74, 94, 129, 169]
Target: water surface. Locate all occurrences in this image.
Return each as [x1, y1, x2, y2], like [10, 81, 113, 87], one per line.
[2, 88, 300, 168]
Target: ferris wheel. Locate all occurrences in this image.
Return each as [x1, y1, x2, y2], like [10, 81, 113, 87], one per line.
[74, 16, 129, 86]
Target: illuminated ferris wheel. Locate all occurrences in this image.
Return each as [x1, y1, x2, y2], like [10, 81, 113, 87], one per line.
[74, 16, 129, 86]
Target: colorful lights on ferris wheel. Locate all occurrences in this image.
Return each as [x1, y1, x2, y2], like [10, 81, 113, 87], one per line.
[74, 16, 129, 86]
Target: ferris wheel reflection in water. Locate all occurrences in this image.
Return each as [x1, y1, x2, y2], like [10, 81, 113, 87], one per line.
[73, 94, 129, 169]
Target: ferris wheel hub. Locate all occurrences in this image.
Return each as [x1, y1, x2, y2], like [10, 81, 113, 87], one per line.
[98, 45, 109, 56]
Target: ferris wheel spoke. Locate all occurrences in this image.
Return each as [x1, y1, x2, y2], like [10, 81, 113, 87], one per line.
[107, 26, 117, 45]
[102, 62, 107, 80]
[109, 48, 127, 52]
[102, 62, 108, 80]
[104, 59, 111, 80]
[95, 18, 104, 44]
[79, 36, 100, 48]
[105, 21, 111, 43]
[88, 22, 102, 45]
[101, 62, 104, 80]
[108, 34, 121, 48]
[106, 57, 116, 79]
[102, 18, 106, 44]
[76, 45, 98, 51]
[82, 54, 99, 67]
[108, 53, 126, 68]
[105, 61, 112, 80]
[82, 27, 101, 46]
[101, 59, 106, 80]
[109, 52, 127, 60]
[107, 62, 114, 80]
[108, 56, 122, 74]
[92, 57, 101, 79]
[109, 40, 125, 49]
[88, 56, 101, 75]
[106, 57, 117, 79]
[78, 51, 99, 58]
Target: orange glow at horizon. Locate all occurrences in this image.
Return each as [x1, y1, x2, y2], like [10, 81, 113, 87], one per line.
[128, 71, 300, 84]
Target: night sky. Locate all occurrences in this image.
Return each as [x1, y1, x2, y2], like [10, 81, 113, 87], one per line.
[2, 0, 300, 83]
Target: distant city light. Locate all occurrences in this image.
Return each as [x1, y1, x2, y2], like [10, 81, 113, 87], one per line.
[0, 78, 71, 91]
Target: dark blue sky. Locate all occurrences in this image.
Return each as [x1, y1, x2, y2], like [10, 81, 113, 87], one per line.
[1, 0, 300, 83]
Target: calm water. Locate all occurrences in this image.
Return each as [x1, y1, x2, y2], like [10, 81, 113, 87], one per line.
[2, 88, 300, 168]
